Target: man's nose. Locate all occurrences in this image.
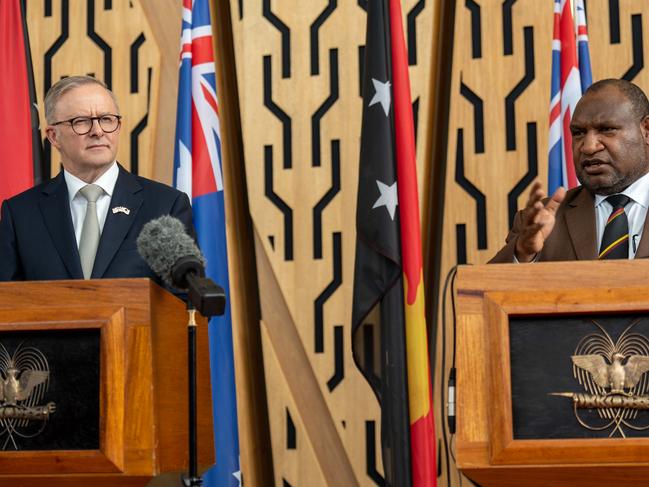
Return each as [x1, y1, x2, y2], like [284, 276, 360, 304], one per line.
[580, 131, 603, 154]
[88, 118, 104, 136]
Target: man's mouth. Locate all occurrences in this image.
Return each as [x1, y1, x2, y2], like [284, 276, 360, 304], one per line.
[87, 145, 108, 150]
[581, 159, 609, 174]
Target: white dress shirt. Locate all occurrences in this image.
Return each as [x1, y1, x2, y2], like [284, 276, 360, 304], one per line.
[594, 170, 649, 259]
[65, 162, 119, 247]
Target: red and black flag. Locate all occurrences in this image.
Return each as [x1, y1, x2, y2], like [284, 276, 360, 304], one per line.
[0, 0, 44, 204]
[352, 0, 436, 485]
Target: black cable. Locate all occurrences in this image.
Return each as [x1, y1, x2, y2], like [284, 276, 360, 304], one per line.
[440, 264, 459, 484]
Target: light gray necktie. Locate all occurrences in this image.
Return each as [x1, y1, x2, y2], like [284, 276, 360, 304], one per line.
[78, 184, 103, 279]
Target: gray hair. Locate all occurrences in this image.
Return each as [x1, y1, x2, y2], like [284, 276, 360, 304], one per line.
[44, 75, 120, 124]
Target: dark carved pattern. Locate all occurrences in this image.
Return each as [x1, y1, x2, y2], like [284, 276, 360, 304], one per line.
[407, 0, 426, 65]
[313, 141, 340, 259]
[310, 0, 336, 75]
[314, 232, 342, 354]
[263, 55, 292, 169]
[129, 67, 152, 176]
[130, 33, 146, 93]
[87, 0, 112, 88]
[286, 408, 296, 449]
[455, 128, 487, 250]
[366, 421, 385, 486]
[621, 14, 644, 81]
[326, 325, 344, 391]
[505, 26, 534, 151]
[609, 0, 620, 44]
[311, 49, 339, 167]
[507, 122, 538, 227]
[264, 145, 293, 261]
[263, 0, 291, 78]
[502, 0, 516, 55]
[465, 0, 481, 59]
[459, 80, 484, 153]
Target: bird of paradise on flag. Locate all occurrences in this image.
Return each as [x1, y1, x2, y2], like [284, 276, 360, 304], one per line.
[548, 0, 592, 194]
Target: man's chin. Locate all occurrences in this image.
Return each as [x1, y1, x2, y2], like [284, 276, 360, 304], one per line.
[578, 176, 626, 196]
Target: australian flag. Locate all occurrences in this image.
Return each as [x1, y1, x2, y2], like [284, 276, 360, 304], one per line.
[173, 0, 241, 485]
[548, 0, 592, 194]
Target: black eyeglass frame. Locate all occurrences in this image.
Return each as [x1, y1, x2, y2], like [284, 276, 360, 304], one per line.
[51, 114, 122, 135]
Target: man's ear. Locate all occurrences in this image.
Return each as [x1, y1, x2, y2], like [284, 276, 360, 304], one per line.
[641, 116, 649, 142]
[45, 126, 60, 149]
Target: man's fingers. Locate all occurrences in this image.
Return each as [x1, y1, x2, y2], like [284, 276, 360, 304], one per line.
[525, 181, 545, 208]
[545, 186, 567, 213]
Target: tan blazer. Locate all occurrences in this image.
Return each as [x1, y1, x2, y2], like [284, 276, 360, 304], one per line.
[489, 186, 649, 263]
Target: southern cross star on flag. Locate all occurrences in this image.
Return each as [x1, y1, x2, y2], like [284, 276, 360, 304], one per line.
[173, 1, 241, 485]
[548, 0, 592, 194]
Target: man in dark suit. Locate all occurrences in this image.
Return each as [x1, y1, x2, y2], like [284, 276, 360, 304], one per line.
[0, 75, 193, 281]
[491, 78, 649, 263]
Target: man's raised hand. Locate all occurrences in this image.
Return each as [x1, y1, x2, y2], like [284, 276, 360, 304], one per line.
[514, 181, 566, 262]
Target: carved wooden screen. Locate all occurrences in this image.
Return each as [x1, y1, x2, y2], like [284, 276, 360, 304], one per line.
[229, 1, 439, 484]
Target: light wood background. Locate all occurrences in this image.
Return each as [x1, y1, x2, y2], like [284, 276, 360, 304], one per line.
[23, 0, 649, 486]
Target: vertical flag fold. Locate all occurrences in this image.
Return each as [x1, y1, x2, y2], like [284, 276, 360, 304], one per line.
[0, 0, 42, 203]
[173, 1, 241, 485]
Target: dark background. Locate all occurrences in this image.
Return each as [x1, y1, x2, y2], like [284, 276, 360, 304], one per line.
[510, 314, 649, 439]
[0, 329, 100, 450]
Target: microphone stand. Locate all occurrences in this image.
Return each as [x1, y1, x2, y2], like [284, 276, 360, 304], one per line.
[175, 269, 224, 487]
[182, 305, 202, 487]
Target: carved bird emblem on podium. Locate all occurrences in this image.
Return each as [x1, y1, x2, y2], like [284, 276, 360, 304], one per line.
[0, 367, 49, 406]
[572, 353, 649, 394]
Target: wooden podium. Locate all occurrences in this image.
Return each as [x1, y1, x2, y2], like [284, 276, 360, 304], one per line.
[456, 260, 649, 486]
[0, 279, 214, 486]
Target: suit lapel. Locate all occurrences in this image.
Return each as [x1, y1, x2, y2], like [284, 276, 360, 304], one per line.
[564, 188, 598, 260]
[38, 173, 84, 279]
[92, 167, 143, 278]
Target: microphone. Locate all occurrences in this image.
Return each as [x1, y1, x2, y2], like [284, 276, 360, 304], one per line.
[136, 215, 225, 317]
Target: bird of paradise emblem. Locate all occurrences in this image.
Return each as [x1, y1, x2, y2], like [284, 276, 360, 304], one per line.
[552, 319, 649, 437]
[0, 343, 56, 450]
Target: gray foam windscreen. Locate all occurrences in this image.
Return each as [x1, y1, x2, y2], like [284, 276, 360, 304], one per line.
[136, 215, 205, 287]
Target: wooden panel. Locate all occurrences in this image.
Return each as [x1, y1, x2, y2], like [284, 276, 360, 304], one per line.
[455, 261, 649, 485]
[230, 0, 439, 482]
[0, 279, 213, 484]
[260, 323, 327, 486]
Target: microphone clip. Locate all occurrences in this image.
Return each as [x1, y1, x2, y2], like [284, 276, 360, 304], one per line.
[171, 256, 226, 317]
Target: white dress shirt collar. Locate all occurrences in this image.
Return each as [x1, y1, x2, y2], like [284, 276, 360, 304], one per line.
[64, 161, 119, 203]
[594, 170, 649, 208]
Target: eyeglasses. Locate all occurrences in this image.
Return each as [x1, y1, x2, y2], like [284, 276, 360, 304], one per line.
[52, 114, 122, 135]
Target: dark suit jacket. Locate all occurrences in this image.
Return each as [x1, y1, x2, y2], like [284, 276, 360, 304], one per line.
[490, 186, 649, 263]
[0, 165, 194, 282]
